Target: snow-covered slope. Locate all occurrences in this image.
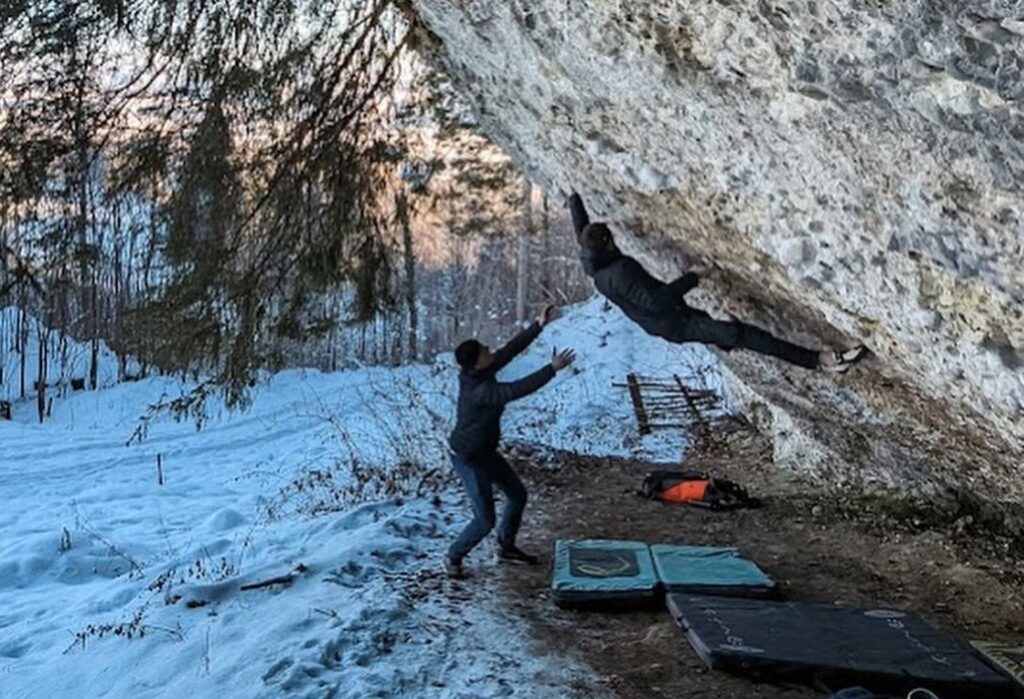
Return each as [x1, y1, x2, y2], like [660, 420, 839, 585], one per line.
[0, 298, 718, 699]
[0, 306, 142, 406]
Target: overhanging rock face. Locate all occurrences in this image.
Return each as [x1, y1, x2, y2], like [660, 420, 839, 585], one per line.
[409, 1, 1024, 530]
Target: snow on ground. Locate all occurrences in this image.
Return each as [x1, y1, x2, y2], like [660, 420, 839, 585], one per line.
[0, 297, 720, 699]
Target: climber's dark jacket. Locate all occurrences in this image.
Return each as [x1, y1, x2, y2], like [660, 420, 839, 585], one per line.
[570, 193, 698, 339]
[568, 193, 819, 368]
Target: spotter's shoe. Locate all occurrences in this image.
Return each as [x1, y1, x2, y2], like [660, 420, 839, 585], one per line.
[496, 546, 540, 566]
[443, 556, 469, 579]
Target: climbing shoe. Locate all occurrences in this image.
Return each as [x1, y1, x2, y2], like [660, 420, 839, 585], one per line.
[821, 345, 869, 374]
[443, 556, 469, 579]
[496, 546, 540, 566]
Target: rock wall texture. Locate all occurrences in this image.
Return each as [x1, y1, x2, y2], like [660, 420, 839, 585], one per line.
[408, 1, 1024, 532]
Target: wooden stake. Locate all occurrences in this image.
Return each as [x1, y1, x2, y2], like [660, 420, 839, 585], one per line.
[626, 373, 652, 435]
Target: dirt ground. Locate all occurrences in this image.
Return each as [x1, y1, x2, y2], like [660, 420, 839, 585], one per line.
[487, 429, 1024, 698]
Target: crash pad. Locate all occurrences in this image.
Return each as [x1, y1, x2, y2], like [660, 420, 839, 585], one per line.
[551, 539, 658, 609]
[650, 544, 776, 597]
[667, 594, 1013, 698]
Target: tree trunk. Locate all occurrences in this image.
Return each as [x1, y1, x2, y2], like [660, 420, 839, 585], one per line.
[515, 178, 532, 325]
[73, 66, 92, 342]
[18, 298, 27, 400]
[90, 336, 99, 390]
[0, 213, 6, 389]
[88, 164, 102, 390]
[37, 324, 47, 423]
[112, 198, 126, 382]
[396, 191, 417, 362]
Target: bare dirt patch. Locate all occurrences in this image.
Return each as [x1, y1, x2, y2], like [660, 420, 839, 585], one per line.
[492, 431, 1024, 698]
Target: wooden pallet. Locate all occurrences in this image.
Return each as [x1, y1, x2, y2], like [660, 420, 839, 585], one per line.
[615, 372, 752, 456]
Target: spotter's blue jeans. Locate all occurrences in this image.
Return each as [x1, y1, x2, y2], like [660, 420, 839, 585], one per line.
[448, 451, 527, 560]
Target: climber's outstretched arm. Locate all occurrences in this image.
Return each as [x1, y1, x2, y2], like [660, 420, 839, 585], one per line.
[568, 192, 590, 242]
[651, 272, 700, 311]
[651, 263, 713, 311]
[491, 321, 543, 373]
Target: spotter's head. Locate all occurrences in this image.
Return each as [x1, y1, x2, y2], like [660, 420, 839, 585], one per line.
[455, 339, 494, 370]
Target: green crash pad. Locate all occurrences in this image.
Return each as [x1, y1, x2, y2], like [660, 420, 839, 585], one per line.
[551, 539, 658, 609]
[650, 544, 776, 597]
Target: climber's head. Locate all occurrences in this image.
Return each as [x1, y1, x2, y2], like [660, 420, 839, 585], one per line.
[580, 222, 615, 254]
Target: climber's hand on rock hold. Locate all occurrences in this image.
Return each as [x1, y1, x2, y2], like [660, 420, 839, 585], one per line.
[690, 263, 714, 277]
[537, 304, 558, 327]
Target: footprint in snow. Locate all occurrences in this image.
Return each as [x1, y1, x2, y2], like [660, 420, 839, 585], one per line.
[261, 657, 292, 684]
[0, 639, 31, 658]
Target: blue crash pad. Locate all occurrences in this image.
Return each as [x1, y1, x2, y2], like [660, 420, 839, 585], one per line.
[551, 539, 658, 609]
[650, 544, 776, 597]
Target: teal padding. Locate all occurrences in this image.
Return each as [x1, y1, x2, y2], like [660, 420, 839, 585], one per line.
[651, 544, 775, 592]
[552, 539, 657, 593]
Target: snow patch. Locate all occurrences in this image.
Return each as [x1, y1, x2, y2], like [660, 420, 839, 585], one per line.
[0, 297, 718, 698]
[205, 508, 246, 533]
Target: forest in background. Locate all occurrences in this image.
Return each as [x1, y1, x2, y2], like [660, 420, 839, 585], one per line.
[0, 1, 592, 422]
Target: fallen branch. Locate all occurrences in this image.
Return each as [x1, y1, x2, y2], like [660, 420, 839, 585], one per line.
[240, 574, 294, 591]
[240, 563, 309, 591]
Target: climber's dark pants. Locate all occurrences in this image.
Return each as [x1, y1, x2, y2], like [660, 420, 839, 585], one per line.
[661, 309, 819, 369]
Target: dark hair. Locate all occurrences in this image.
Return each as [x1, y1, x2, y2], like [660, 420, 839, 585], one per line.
[580, 222, 612, 251]
[455, 339, 482, 368]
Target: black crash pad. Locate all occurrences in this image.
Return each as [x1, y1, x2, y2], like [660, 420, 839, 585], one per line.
[667, 594, 1013, 698]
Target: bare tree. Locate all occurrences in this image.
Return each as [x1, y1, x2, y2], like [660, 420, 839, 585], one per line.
[36, 320, 47, 423]
[395, 190, 417, 361]
[515, 177, 532, 325]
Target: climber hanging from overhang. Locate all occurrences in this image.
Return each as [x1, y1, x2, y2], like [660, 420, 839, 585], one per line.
[567, 191, 867, 373]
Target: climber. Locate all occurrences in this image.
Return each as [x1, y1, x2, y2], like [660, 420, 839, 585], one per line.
[445, 304, 576, 579]
[567, 192, 867, 372]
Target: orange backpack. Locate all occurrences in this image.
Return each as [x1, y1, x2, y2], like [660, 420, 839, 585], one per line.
[640, 470, 759, 510]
